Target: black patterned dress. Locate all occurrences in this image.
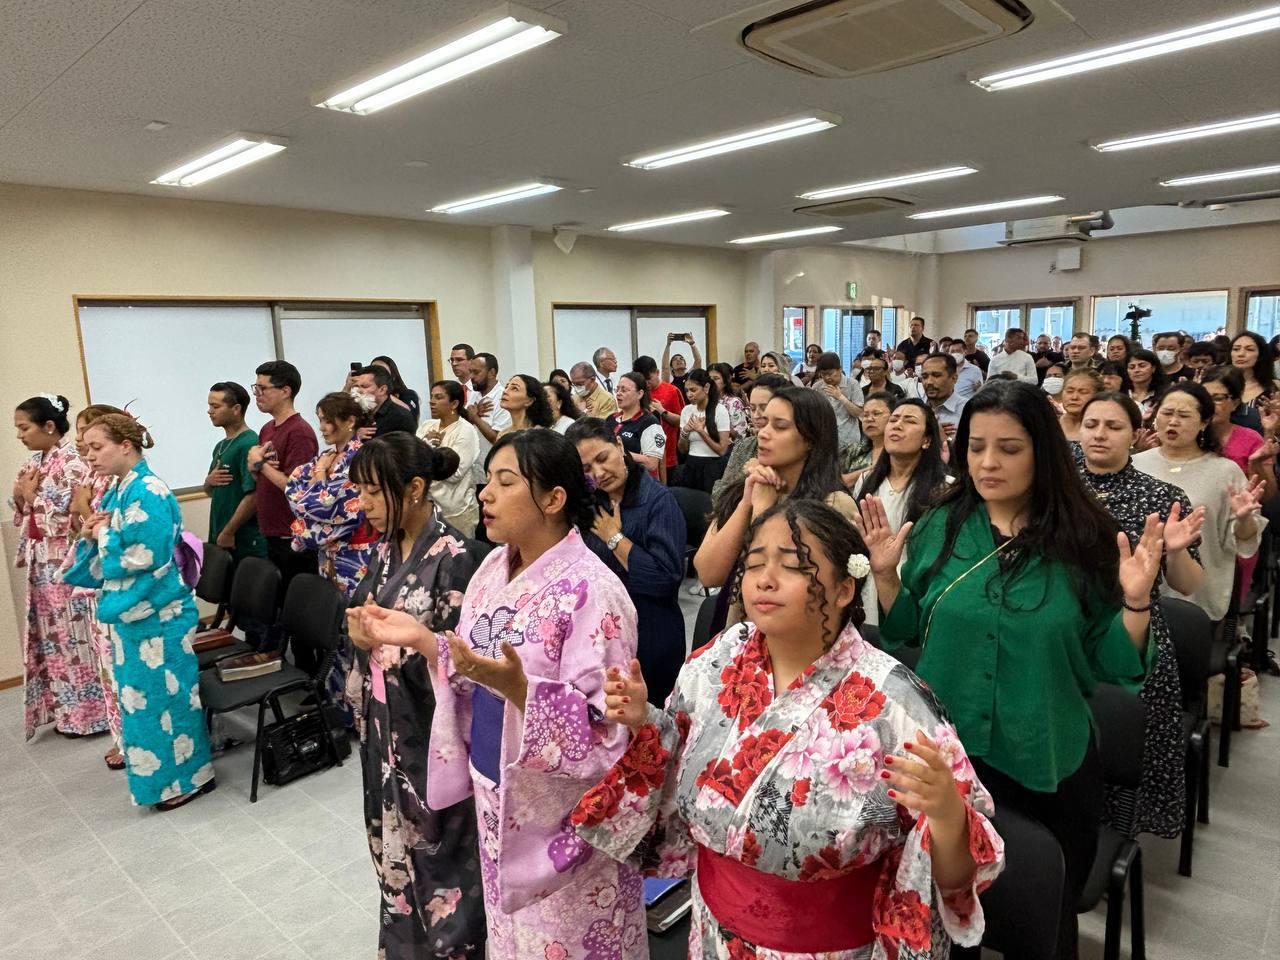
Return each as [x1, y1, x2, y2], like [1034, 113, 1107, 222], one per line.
[348, 514, 489, 959]
[1080, 461, 1198, 837]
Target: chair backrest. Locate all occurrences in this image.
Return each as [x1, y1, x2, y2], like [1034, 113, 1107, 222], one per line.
[977, 806, 1065, 960]
[195, 543, 234, 606]
[281, 574, 345, 669]
[1162, 596, 1213, 713]
[1088, 683, 1146, 788]
[669, 486, 712, 549]
[860, 622, 881, 649]
[228, 556, 282, 627]
[691, 593, 720, 654]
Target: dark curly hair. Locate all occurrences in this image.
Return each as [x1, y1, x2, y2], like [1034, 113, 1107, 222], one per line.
[733, 499, 868, 651]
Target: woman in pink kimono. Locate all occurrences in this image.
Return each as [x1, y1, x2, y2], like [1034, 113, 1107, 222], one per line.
[573, 500, 1005, 959]
[11, 394, 108, 740]
[354, 429, 645, 959]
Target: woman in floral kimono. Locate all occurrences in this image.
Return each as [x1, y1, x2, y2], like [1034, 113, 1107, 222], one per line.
[574, 499, 1005, 959]
[354, 430, 644, 960]
[345, 433, 487, 959]
[11, 393, 108, 740]
[62, 414, 215, 809]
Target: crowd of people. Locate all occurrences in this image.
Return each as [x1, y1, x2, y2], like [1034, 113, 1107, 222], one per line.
[9, 317, 1278, 959]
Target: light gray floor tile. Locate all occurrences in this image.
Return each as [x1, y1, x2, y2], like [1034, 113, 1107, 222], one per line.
[162, 872, 258, 944]
[232, 851, 323, 905]
[291, 910, 381, 960]
[58, 891, 164, 957]
[186, 909, 287, 960]
[267, 876, 365, 940]
[82, 921, 185, 960]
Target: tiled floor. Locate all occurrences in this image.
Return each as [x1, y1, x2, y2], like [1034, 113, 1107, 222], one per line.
[1, 587, 1277, 960]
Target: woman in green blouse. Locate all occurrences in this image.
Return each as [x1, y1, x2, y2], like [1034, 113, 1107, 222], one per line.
[856, 379, 1165, 958]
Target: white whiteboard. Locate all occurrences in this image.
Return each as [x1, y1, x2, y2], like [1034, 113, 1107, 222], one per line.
[635, 316, 708, 372]
[553, 308, 632, 376]
[279, 317, 430, 437]
[79, 304, 276, 491]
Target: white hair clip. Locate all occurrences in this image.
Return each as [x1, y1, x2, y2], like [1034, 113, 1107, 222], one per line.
[350, 389, 378, 413]
[847, 553, 871, 579]
[39, 392, 65, 411]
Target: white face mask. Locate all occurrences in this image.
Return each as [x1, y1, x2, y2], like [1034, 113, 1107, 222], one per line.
[950, 353, 965, 367]
[1156, 349, 1178, 366]
[573, 384, 591, 398]
[891, 359, 905, 373]
[1042, 376, 1064, 394]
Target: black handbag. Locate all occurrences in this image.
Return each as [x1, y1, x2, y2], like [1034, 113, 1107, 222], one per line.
[260, 705, 351, 786]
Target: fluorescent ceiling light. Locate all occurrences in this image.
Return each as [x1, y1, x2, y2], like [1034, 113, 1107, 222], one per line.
[799, 166, 977, 200]
[623, 114, 840, 170]
[317, 7, 563, 115]
[430, 181, 561, 214]
[151, 136, 287, 187]
[908, 195, 1064, 220]
[608, 209, 731, 232]
[1160, 162, 1280, 187]
[729, 225, 842, 244]
[974, 5, 1280, 91]
[1093, 111, 1280, 152]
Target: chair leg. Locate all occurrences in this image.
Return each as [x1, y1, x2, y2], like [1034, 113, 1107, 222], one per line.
[250, 699, 268, 803]
[1219, 652, 1239, 767]
[269, 696, 285, 725]
[1129, 849, 1146, 960]
[1179, 742, 1197, 877]
[1197, 733, 1210, 825]
[1103, 871, 1125, 960]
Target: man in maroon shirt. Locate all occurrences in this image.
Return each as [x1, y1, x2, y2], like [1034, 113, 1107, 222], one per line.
[634, 354, 684, 479]
[246, 360, 319, 652]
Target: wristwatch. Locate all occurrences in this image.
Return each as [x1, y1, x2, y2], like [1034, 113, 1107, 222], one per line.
[607, 532, 624, 552]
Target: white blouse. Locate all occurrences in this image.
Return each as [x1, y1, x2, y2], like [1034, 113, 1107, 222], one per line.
[416, 418, 480, 523]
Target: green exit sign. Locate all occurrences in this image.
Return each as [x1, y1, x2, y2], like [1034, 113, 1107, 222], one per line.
[846, 281, 858, 299]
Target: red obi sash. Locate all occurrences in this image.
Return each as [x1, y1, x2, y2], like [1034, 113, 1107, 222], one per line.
[696, 844, 877, 952]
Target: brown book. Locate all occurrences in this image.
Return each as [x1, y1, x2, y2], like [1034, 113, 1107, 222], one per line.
[191, 629, 237, 654]
[216, 651, 283, 682]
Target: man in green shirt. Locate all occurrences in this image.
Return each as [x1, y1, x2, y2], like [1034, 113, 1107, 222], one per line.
[205, 381, 266, 560]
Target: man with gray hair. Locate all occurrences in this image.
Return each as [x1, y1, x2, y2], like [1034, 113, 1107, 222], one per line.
[592, 347, 618, 394]
[571, 361, 620, 418]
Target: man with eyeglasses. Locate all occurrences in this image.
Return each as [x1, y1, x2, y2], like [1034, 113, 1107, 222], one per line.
[449, 342, 479, 406]
[570, 361, 620, 419]
[858, 356, 905, 400]
[246, 360, 318, 638]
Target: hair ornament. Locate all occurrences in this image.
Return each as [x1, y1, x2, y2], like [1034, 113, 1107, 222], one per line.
[349, 388, 378, 413]
[846, 552, 871, 579]
[39, 392, 66, 412]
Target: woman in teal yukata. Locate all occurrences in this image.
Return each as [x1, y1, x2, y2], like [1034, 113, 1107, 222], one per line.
[62, 413, 216, 810]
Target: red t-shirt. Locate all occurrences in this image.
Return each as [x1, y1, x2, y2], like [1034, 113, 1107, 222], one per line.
[651, 381, 685, 468]
[256, 413, 319, 537]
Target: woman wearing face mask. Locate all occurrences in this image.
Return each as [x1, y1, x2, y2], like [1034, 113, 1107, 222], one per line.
[793, 342, 822, 386]
[353, 430, 642, 959]
[859, 380, 1165, 957]
[1058, 367, 1103, 447]
[889, 350, 915, 391]
[1127, 349, 1169, 419]
[418, 380, 481, 534]
[345, 434, 487, 960]
[63, 414, 215, 809]
[1079, 392, 1205, 839]
[574, 500, 1004, 960]
[567, 418, 686, 706]
[674, 368, 730, 493]
[708, 362, 750, 441]
[852, 400, 950, 625]
[712, 374, 790, 502]
[1134, 382, 1267, 623]
[1229, 330, 1276, 422]
[12, 394, 109, 741]
[497, 374, 554, 436]
[839, 391, 895, 489]
[606, 372, 665, 478]
[1106, 335, 1134, 365]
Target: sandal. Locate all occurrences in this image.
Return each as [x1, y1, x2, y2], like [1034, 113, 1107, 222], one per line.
[154, 779, 217, 812]
[104, 750, 125, 770]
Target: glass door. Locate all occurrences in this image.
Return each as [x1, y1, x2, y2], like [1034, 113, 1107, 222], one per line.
[820, 307, 875, 371]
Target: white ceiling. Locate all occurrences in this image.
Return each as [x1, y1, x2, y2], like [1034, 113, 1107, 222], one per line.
[1, 0, 1278, 248]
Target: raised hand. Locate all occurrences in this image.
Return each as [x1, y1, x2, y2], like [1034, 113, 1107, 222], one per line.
[851, 495, 913, 575]
[357, 605, 437, 659]
[447, 634, 527, 705]
[882, 730, 966, 829]
[1260, 396, 1280, 436]
[1118, 513, 1164, 605]
[1248, 436, 1279, 465]
[1228, 476, 1266, 520]
[1162, 501, 1205, 554]
[1132, 427, 1160, 452]
[604, 659, 649, 730]
[744, 462, 782, 516]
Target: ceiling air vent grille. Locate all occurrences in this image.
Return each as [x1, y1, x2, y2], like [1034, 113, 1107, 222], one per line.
[795, 196, 915, 218]
[742, 0, 1033, 77]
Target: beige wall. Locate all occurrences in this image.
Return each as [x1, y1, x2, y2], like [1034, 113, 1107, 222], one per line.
[531, 232, 750, 369]
[934, 222, 1280, 339]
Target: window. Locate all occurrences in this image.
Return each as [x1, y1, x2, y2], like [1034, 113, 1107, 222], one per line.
[782, 306, 808, 367]
[1246, 290, 1280, 341]
[972, 300, 1076, 352]
[1092, 291, 1228, 346]
[820, 307, 874, 371]
[552, 306, 710, 375]
[881, 306, 899, 349]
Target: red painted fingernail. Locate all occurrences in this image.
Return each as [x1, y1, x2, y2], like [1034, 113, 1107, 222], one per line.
[623, 697, 631, 704]
[883, 755, 893, 764]
[880, 770, 890, 779]
[886, 789, 896, 798]
[903, 743, 914, 751]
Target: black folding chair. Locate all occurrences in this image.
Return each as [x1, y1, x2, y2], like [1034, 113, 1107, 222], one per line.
[195, 542, 234, 628]
[196, 556, 280, 670]
[669, 486, 711, 587]
[691, 593, 720, 654]
[199, 573, 345, 802]
[1163, 597, 1213, 877]
[1079, 683, 1147, 960]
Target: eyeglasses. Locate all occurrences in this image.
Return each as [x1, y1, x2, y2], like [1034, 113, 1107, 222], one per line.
[251, 384, 280, 396]
[1205, 393, 1233, 404]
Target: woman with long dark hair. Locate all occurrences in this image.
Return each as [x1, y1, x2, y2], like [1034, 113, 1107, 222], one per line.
[567, 417, 686, 705]
[1078, 391, 1205, 839]
[606, 371, 665, 477]
[852, 399, 949, 625]
[418, 380, 481, 534]
[1106, 335, 1133, 365]
[543, 379, 583, 434]
[708, 361, 750, 441]
[858, 379, 1165, 956]
[353, 430, 643, 958]
[345, 433, 487, 959]
[1230, 330, 1276, 419]
[370, 354, 420, 421]
[497, 373, 554, 435]
[1127, 348, 1168, 419]
[674, 368, 729, 493]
